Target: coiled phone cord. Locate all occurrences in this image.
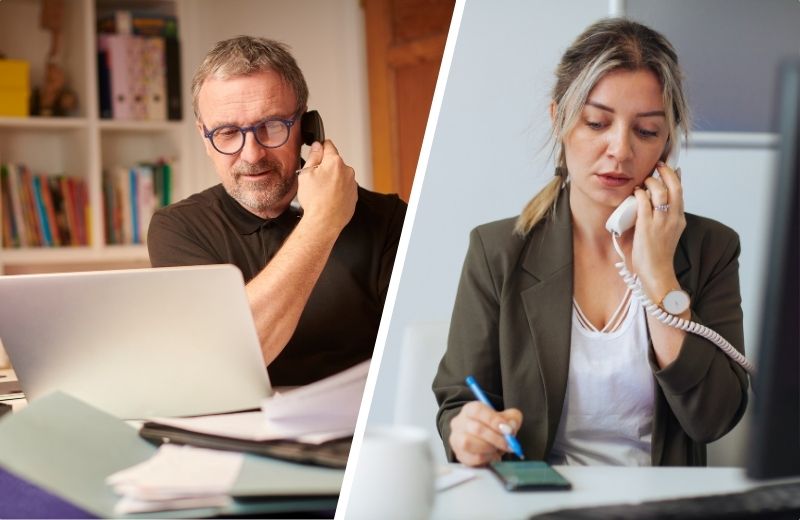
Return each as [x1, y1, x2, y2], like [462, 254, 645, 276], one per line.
[611, 233, 755, 374]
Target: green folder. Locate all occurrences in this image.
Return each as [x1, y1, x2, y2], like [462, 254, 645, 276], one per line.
[0, 392, 342, 518]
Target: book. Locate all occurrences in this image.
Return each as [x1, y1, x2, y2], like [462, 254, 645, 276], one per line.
[39, 175, 61, 247]
[1, 166, 16, 248]
[31, 176, 52, 247]
[49, 177, 71, 246]
[75, 178, 90, 246]
[98, 11, 178, 38]
[165, 38, 182, 120]
[97, 48, 112, 119]
[135, 165, 156, 243]
[141, 37, 166, 120]
[59, 177, 78, 246]
[19, 166, 41, 247]
[6, 164, 27, 246]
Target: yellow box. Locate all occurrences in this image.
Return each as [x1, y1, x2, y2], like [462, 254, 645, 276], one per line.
[0, 60, 30, 90]
[0, 89, 30, 117]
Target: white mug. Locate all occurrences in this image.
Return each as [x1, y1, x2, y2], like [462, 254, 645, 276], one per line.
[344, 425, 435, 520]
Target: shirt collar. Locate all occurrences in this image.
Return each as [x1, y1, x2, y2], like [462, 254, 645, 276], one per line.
[215, 184, 301, 235]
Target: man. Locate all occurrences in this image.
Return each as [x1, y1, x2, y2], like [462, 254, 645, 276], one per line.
[147, 36, 406, 386]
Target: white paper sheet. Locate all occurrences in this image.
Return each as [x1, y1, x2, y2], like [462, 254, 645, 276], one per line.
[261, 360, 369, 432]
[436, 465, 477, 492]
[146, 360, 369, 442]
[107, 444, 242, 514]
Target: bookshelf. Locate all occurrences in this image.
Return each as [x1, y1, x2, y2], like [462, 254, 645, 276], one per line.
[0, 0, 191, 274]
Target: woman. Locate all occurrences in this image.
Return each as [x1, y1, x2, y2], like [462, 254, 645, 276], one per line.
[433, 18, 749, 467]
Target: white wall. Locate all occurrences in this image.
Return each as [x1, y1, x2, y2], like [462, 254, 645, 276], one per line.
[179, 0, 371, 194]
[368, 0, 785, 468]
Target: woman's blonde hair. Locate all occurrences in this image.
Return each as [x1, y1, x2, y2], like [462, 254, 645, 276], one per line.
[515, 18, 692, 235]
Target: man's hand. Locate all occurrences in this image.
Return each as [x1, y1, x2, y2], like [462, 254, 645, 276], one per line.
[245, 139, 358, 365]
[297, 140, 357, 234]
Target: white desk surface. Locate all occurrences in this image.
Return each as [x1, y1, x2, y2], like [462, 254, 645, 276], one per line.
[434, 465, 774, 519]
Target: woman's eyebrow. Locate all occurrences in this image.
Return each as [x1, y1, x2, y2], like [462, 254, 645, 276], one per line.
[586, 100, 666, 118]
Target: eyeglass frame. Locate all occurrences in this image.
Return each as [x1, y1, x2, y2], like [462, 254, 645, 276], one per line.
[201, 111, 302, 155]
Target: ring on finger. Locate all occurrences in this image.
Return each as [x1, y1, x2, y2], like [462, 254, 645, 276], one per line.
[654, 203, 670, 212]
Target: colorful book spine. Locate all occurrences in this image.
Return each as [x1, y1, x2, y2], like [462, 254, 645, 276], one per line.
[129, 36, 147, 120]
[0, 165, 16, 248]
[135, 165, 156, 243]
[75, 178, 90, 246]
[19, 166, 41, 246]
[141, 37, 166, 120]
[101, 34, 134, 120]
[116, 167, 131, 243]
[59, 176, 78, 246]
[6, 164, 27, 246]
[31, 175, 52, 247]
[39, 175, 61, 247]
[129, 167, 139, 243]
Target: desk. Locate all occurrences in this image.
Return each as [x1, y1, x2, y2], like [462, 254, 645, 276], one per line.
[434, 465, 771, 519]
[0, 391, 342, 518]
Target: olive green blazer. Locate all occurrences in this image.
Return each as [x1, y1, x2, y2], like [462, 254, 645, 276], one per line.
[433, 188, 749, 466]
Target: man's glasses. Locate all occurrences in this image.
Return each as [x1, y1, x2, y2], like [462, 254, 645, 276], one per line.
[202, 114, 299, 155]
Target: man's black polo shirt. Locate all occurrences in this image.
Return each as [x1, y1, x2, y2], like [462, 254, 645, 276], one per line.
[147, 184, 406, 385]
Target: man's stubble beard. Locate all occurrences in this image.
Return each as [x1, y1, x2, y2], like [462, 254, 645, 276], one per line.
[225, 157, 297, 216]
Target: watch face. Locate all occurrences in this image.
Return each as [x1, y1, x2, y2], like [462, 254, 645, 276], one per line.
[663, 290, 691, 314]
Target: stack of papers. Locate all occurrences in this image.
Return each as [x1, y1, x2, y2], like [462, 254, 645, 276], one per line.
[107, 361, 370, 513]
[262, 358, 368, 431]
[147, 360, 369, 442]
[107, 444, 243, 514]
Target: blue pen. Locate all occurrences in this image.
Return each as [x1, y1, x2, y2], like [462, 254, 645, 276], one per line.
[465, 375, 525, 460]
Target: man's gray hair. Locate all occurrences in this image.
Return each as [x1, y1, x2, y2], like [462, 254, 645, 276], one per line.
[191, 35, 309, 121]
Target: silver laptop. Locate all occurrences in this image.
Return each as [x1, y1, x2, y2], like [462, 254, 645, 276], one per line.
[0, 264, 272, 419]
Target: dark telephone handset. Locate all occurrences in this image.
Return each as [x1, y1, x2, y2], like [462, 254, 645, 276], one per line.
[300, 109, 325, 145]
[291, 110, 326, 212]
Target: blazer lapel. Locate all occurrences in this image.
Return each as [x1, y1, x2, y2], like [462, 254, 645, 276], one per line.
[519, 189, 574, 457]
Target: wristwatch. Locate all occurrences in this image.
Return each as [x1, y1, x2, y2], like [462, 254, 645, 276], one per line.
[659, 288, 691, 314]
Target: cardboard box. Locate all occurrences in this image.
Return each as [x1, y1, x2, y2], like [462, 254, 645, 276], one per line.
[0, 60, 30, 116]
[0, 89, 29, 117]
[0, 60, 30, 90]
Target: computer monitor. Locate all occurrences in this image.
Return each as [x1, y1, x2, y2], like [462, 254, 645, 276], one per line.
[746, 58, 800, 479]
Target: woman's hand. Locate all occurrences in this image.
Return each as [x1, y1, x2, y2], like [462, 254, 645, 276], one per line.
[448, 401, 523, 467]
[631, 161, 686, 304]
[632, 161, 690, 368]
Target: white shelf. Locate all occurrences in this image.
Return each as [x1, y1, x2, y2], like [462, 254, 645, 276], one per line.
[98, 120, 185, 132]
[0, 117, 90, 130]
[0, 0, 189, 274]
[0, 245, 149, 265]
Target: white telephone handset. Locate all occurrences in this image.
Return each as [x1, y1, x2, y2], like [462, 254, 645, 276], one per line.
[605, 144, 679, 236]
[603, 146, 754, 373]
[604, 195, 639, 236]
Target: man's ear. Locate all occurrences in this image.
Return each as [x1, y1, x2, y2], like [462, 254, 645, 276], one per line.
[549, 100, 558, 124]
[197, 121, 214, 157]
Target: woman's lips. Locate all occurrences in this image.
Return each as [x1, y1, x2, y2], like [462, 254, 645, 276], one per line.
[595, 173, 631, 187]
